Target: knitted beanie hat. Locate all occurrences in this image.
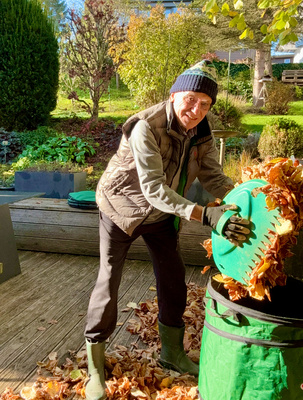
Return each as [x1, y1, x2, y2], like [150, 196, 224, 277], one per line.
[170, 60, 218, 104]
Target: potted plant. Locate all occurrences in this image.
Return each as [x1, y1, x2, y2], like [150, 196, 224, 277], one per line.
[13, 158, 92, 199]
[11, 134, 96, 198]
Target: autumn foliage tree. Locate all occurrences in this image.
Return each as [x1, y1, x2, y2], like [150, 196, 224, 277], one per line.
[115, 5, 208, 107]
[61, 0, 126, 121]
[199, 0, 303, 106]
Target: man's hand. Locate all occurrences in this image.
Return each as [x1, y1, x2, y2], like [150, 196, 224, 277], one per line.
[202, 204, 250, 246]
[223, 214, 251, 246]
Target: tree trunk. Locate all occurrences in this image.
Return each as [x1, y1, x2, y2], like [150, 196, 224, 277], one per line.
[90, 81, 100, 123]
[253, 45, 272, 107]
[264, 45, 272, 77]
[91, 97, 99, 123]
[253, 48, 265, 107]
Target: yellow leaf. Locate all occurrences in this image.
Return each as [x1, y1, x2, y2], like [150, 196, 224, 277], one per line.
[47, 381, 61, 396]
[234, 0, 243, 10]
[160, 376, 174, 388]
[20, 387, 36, 400]
[265, 196, 277, 210]
[275, 218, 294, 236]
[257, 261, 271, 276]
[239, 28, 248, 39]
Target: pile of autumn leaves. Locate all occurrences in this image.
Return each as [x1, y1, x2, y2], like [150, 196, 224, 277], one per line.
[205, 158, 303, 301]
[0, 283, 205, 400]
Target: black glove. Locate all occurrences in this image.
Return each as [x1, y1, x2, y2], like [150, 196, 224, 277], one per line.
[202, 204, 251, 246]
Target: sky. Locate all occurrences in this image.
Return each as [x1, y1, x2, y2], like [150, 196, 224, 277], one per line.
[65, 0, 84, 11]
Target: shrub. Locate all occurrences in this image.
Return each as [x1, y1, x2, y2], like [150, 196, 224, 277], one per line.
[294, 85, 303, 100]
[272, 63, 303, 81]
[0, 164, 15, 187]
[220, 69, 253, 102]
[0, 0, 59, 130]
[0, 129, 23, 163]
[17, 126, 59, 148]
[18, 135, 96, 164]
[210, 96, 244, 130]
[258, 118, 303, 160]
[242, 132, 261, 159]
[265, 79, 294, 115]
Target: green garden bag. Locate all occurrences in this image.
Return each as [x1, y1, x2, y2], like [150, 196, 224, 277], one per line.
[67, 191, 98, 210]
[198, 277, 303, 400]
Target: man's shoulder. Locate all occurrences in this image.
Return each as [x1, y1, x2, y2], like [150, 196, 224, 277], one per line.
[123, 101, 168, 137]
[135, 101, 167, 123]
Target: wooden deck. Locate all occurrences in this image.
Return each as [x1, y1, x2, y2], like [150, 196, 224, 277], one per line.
[9, 198, 214, 267]
[0, 250, 209, 396]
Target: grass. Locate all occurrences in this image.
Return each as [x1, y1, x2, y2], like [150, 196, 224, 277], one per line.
[52, 79, 139, 124]
[241, 101, 303, 133]
[223, 151, 254, 183]
[53, 85, 303, 135]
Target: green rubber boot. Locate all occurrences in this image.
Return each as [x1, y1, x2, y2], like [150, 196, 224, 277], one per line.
[158, 321, 199, 377]
[85, 339, 106, 400]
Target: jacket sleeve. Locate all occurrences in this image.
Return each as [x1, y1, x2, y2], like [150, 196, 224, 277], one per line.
[196, 136, 234, 199]
[128, 119, 196, 221]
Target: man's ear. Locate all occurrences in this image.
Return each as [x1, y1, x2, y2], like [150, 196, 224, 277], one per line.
[169, 93, 175, 102]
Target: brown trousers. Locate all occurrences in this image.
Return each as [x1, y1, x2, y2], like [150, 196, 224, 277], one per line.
[84, 212, 187, 342]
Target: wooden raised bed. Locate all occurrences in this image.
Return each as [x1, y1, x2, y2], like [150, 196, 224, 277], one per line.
[9, 198, 213, 266]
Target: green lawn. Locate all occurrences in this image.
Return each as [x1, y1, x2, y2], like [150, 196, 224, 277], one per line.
[53, 84, 303, 135]
[52, 81, 139, 123]
[241, 101, 303, 133]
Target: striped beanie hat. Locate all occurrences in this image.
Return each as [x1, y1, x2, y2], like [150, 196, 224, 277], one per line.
[170, 60, 218, 104]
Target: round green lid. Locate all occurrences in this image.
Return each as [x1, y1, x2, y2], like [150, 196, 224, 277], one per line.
[211, 179, 280, 285]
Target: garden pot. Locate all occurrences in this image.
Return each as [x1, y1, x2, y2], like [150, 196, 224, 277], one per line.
[14, 171, 87, 199]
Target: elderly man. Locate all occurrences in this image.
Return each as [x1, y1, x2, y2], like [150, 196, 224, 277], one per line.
[84, 61, 250, 400]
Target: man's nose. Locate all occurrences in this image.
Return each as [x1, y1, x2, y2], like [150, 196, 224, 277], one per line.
[191, 102, 202, 113]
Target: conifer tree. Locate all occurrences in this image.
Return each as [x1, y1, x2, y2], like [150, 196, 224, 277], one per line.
[0, 0, 59, 131]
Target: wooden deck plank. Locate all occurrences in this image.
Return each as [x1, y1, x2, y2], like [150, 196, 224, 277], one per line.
[9, 198, 214, 266]
[0, 254, 83, 324]
[0, 257, 98, 355]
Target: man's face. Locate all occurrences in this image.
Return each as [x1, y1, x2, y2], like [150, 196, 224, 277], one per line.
[170, 91, 212, 131]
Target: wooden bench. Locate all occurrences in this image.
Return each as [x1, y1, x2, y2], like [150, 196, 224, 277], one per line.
[281, 70, 303, 86]
[9, 198, 214, 266]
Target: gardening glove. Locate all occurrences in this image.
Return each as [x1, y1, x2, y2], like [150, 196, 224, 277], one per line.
[202, 204, 251, 246]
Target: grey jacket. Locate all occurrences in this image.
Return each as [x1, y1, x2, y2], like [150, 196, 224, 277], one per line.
[96, 100, 234, 235]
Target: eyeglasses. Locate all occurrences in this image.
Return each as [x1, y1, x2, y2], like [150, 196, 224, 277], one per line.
[183, 95, 211, 111]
